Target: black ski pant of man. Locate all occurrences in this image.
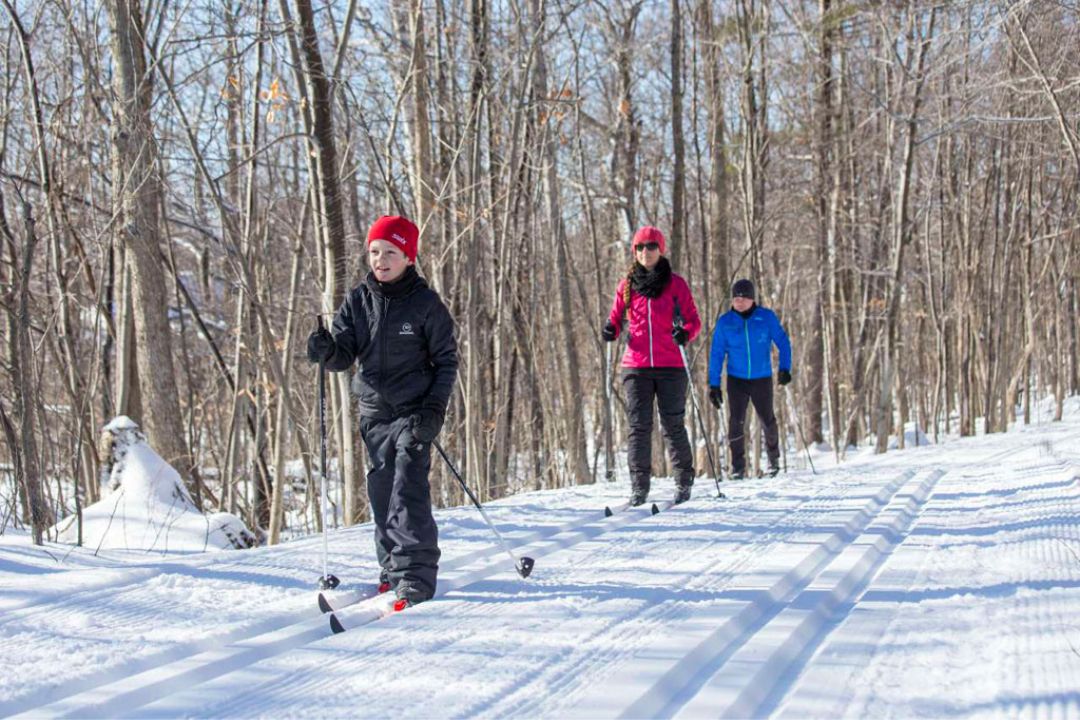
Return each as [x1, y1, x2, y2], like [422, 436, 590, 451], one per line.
[623, 368, 695, 495]
[727, 375, 779, 474]
[360, 415, 441, 602]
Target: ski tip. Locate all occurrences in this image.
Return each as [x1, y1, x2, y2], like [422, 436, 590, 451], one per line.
[317, 593, 333, 614]
[604, 506, 613, 517]
[329, 613, 346, 634]
[651, 502, 660, 515]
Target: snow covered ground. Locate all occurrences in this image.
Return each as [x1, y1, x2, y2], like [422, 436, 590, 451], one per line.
[1, 400, 1079, 719]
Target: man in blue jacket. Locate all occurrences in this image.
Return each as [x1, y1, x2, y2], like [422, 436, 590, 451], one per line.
[707, 279, 792, 478]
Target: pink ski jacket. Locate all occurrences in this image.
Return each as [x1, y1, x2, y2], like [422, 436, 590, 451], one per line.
[607, 273, 702, 369]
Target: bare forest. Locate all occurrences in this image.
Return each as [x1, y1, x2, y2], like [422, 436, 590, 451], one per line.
[1, 0, 1077, 545]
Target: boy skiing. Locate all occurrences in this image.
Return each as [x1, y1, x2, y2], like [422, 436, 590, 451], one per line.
[307, 216, 458, 608]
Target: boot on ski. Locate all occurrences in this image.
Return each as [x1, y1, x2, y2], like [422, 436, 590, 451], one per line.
[393, 583, 432, 612]
[377, 569, 393, 594]
[629, 477, 650, 506]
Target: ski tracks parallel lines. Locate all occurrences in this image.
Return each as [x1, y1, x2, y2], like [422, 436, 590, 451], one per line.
[8, 501, 661, 719]
[137, 505, 676, 717]
[331, 503, 667, 631]
[780, 447, 1080, 718]
[0, 536, 347, 619]
[571, 468, 915, 720]
[174, 581, 522, 719]
[481, 477, 865, 719]
[675, 468, 945, 719]
[0, 604, 318, 719]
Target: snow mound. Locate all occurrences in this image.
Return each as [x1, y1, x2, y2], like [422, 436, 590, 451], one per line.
[889, 422, 932, 448]
[53, 417, 256, 553]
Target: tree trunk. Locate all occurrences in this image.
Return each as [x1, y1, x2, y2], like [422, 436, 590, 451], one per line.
[669, 0, 686, 267]
[875, 8, 935, 453]
[280, 0, 356, 536]
[106, 0, 195, 489]
[699, 0, 729, 313]
[610, 4, 643, 240]
[807, 0, 834, 446]
[533, 0, 590, 484]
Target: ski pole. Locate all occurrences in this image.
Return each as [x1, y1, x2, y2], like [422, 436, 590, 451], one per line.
[716, 391, 730, 478]
[603, 341, 615, 481]
[783, 384, 816, 474]
[677, 344, 725, 499]
[316, 316, 340, 591]
[433, 440, 535, 578]
[671, 299, 724, 499]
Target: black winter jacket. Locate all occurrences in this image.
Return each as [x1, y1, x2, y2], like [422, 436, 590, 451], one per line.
[324, 266, 458, 420]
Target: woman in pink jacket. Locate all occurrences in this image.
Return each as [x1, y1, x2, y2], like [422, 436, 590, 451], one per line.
[602, 226, 702, 506]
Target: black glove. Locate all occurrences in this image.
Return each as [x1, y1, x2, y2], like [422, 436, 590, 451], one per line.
[672, 326, 689, 346]
[601, 322, 618, 342]
[307, 327, 335, 363]
[708, 386, 723, 409]
[409, 408, 443, 444]
[778, 369, 792, 386]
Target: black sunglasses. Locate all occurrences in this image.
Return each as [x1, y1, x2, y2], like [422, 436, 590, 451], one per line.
[634, 242, 660, 252]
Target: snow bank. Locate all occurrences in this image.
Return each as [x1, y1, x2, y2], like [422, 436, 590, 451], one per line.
[889, 421, 932, 448]
[53, 417, 256, 553]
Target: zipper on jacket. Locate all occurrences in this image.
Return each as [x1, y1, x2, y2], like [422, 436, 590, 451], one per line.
[379, 295, 390, 388]
[744, 317, 752, 376]
[647, 299, 654, 366]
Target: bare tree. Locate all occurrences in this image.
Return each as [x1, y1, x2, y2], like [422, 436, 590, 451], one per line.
[104, 0, 196, 490]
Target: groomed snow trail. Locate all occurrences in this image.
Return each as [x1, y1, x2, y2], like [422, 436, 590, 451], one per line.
[1, 409, 1079, 719]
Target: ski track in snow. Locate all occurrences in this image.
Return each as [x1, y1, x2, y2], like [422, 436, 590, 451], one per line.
[1, 501, 676, 718]
[2, 412, 1080, 718]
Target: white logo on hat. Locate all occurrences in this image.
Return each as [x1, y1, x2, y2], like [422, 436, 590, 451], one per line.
[391, 233, 406, 245]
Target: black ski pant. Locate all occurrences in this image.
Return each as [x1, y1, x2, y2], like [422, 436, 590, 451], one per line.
[727, 375, 779, 474]
[623, 368, 695, 493]
[360, 415, 440, 601]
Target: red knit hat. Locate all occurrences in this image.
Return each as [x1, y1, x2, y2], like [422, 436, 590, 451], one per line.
[367, 216, 419, 262]
[632, 226, 666, 255]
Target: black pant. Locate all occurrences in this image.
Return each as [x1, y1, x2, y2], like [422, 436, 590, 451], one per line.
[623, 369, 694, 492]
[360, 416, 440, 600]
[727, 376, 779, 473]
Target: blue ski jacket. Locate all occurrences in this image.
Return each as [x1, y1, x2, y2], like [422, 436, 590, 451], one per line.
[708, 305, 792, 385]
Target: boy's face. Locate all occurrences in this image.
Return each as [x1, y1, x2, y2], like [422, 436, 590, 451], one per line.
[368, 239, 412, 283]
